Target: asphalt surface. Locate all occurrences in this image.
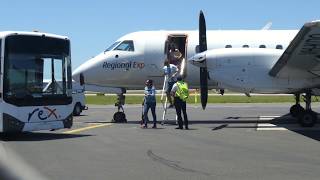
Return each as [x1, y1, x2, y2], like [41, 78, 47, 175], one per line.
[1, 103, 320, 180]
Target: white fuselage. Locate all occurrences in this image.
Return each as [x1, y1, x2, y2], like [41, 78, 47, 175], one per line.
[73, 30, 319, 94]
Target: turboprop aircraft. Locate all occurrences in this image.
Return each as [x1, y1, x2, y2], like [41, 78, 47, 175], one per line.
[73, 11, 320, 127]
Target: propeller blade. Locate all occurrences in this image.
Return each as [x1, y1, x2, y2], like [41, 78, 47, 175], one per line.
[199, 10, 208, 110]
[200, 67, 208, 109]
[199, 11, 207, 52]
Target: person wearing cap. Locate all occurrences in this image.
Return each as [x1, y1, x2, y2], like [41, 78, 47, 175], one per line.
[171, 75, 189, 130]
[163, 60, 179, 108]
[142, 79, 157, 128]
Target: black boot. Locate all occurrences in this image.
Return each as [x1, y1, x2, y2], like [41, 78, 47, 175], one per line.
[152, 123, 157, 129]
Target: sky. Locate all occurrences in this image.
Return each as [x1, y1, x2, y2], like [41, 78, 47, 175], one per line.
[1, 0, 320, 69]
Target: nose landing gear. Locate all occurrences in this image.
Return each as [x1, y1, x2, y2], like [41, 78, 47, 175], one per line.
[112, 93, 127, 123]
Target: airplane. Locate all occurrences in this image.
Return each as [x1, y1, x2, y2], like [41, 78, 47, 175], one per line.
[73, 11, 320, 127]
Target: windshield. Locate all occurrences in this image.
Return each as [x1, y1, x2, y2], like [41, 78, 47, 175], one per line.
[114, 40, 134, 51]
[104, 41, 120, 52]
[4, 35, 72, 106]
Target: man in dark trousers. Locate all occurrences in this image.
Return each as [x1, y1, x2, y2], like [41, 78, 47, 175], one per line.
[171, 75, 189, 129]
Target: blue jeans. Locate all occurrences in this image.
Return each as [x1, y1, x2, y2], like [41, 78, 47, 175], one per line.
[143, 102, 157, 126]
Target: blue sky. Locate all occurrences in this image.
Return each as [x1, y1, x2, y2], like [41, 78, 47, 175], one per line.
[1, 0, 320, 69]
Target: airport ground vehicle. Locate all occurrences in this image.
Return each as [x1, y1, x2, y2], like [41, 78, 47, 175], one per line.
[0, 31, 73, 132]
[43, 80, 87, 116]
[72, 81, 87, 116]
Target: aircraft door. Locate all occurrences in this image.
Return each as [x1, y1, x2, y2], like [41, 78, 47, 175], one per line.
[165, 35, 188, 78]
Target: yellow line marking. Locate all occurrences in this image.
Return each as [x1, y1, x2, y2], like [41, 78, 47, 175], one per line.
[63, 123, 112, 134]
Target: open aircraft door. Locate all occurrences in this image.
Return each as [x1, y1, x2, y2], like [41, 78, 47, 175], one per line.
[164, 34, 188, 78]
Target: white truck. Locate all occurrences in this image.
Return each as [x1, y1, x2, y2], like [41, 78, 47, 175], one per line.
[72, 81, 87, 116]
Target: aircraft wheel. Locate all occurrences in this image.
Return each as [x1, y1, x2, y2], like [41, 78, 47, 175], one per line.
[113, 112, 127, 123]
[73, 103, 82, 116]
[298, 110, 317, 127]
[290, 104, 304, 117]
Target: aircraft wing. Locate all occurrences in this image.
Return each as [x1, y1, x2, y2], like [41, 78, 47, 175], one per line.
[269, 20, 320, 79]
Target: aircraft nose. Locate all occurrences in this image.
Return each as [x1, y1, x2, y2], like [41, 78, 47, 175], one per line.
[72, 54, 125, 87]
[72, 70, 80, 83]
[188, 52, 207, 68]
[72, 65, 84, 83]
[72, 57, 98, 84]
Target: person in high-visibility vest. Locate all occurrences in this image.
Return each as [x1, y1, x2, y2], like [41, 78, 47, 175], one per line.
[170, 75, 189, 129]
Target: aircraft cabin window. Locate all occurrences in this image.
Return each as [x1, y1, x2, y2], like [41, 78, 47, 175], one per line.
[259, 45, 266, 48]
[225, 45, 232, 48]
[276, 45, 283, 49]
[242, 45, 249, 48]
[104, 41, 120, 52]
[114, 40, 134, 51]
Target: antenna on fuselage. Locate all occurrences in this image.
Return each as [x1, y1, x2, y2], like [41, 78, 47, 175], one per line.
[261, 22, 272, 30]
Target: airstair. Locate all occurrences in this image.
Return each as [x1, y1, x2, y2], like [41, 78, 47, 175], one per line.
[160, 75, 177, 125]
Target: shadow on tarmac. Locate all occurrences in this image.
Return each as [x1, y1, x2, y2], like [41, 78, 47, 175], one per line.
[75, 114, 88, 117]
[136, 114, 320, 141]
[0, 132, 92, 142]
[209, 114, 320, 141]
[85, 115, 320, 141]
[271, 115, 320, 141]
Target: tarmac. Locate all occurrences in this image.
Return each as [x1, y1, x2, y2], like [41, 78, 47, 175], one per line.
[1, 103, 320, 180]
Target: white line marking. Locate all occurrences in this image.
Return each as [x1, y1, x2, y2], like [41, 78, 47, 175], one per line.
[257, 115, 320, 131]
[259, 116, 280, 121]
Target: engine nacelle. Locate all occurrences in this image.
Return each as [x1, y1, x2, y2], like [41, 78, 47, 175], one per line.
[204, 48, 283, 70]
[204, 48, 284, 93]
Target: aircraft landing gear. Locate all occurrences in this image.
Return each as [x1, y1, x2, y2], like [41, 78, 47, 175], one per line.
[298, 91, 317, 127]
[290, 93, 304, 117]
[112, 93, 127, 123]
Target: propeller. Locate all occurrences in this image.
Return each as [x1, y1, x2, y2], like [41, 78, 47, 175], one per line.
[199, 10, 208, 110]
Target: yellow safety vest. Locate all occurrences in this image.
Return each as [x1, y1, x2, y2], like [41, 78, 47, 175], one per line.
[175, 81, 189, 101]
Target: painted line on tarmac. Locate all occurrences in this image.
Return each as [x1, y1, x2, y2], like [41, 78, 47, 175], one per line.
[63, 123, 112, 134]
[256, 116, 320, 131]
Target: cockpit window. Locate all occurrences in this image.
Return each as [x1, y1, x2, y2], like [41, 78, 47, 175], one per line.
[114, 40, 134, 51]
[104, 41, 120, 52]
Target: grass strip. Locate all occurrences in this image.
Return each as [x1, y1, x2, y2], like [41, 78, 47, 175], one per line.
[85, 95, 320, 105]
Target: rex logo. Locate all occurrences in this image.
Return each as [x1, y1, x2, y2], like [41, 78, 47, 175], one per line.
[28, 107, 60, 122]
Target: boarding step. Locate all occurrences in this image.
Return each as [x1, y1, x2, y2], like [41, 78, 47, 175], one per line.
[160, 74, 177, 125]
[162, 106, 177, 125]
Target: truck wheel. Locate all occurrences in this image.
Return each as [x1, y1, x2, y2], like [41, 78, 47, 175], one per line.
[73, 103, 82, 116]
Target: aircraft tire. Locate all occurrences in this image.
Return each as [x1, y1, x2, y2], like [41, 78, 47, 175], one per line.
[290, 104, 304, 117]
[113, 112, 127, 123]
[298, 110, 317, 127]
[73, 103, 82, 116]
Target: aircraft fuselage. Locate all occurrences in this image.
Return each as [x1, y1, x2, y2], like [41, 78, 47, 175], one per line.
[73, 30, 319, 93]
